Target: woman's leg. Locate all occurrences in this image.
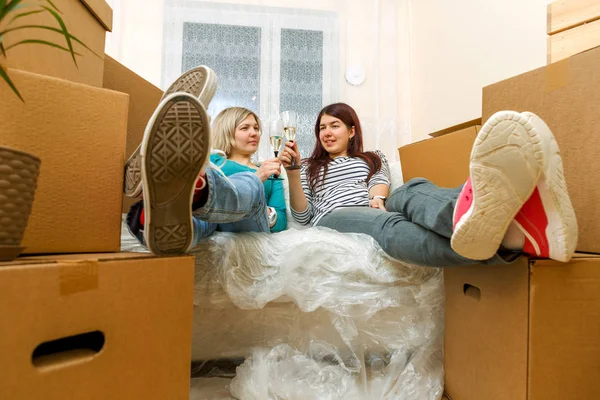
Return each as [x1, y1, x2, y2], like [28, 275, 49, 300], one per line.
[386, 178, 460, 239]
[316, 207, 513, 267]
[190, 170, 269, 245]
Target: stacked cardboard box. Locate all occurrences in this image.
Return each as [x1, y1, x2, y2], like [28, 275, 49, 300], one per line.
[102, 55, 165, 213]
[0, 253, 195, 400]
[399, 45, 600, 400]
[547, 0, 600, 63]
[0, 2, 194, 398]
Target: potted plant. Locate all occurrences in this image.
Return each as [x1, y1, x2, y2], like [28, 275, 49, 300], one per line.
[0, 0, 95, 260]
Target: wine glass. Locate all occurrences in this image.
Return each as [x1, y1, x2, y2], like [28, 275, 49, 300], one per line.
[281, 111, 298, 168]
[268, 119, 284, 180]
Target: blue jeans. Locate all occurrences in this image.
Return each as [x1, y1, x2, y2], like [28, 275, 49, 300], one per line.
[316, 178, 519, 267]
[127, 169, 269, 248]
[189, 169, 269, 247]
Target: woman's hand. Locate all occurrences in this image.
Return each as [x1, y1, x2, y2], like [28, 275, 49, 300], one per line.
[369, 197, 386, 211]
[280, 141, 301, 169]
[255, 158, 282, 182]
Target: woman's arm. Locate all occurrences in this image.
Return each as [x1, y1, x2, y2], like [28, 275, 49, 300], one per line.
[281, 141, 314, 224]
[267, 179, 288, 232]
[368, 151, 391, 210]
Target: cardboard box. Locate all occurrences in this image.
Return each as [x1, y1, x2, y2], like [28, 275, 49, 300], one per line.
[444, 254, 600, 400]
[483, 46, 600, 253]
[0, 252, 195, 400]
[102, 55, 164, 213]
[1, 0, 113, 87]
[0, 68, 128, 254]
[548, 22, 600, 63]
[547, 0, 600, 34]
[398, 123, 479, 188]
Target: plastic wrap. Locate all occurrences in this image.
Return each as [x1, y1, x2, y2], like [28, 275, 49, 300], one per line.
[122, 219, 444, 400]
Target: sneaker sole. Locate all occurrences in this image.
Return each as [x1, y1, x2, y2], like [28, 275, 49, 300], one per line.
[451, 110, 544, 260]
[141, 93, 210, 255]
[519, 112, 578, 262]
[124, 66, 217, 198]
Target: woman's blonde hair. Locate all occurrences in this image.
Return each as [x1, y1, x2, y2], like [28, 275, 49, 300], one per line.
[212, 107, 262, 156]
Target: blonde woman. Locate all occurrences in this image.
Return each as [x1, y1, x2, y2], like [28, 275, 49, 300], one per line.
[125, 98, 286, 255]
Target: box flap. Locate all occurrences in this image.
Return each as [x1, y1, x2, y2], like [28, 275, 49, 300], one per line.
[428, 118, 482, 138]
[399, 126, 477, 188]
[81, 0, 113, 31]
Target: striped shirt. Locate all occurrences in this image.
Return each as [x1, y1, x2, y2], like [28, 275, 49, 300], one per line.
[291, 151, 391, 226]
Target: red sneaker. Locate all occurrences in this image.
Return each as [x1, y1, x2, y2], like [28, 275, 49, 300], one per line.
[513, 112, 577, 262]
[451, 110, 543, 260]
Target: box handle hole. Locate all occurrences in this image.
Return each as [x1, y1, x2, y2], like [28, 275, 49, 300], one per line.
[463, 284, 481, 301]
[32, 330, 105, 370]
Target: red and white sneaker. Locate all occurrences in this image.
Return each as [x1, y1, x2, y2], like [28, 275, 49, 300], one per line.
[512, 112, 577, 262]
[451, 111, 543, 260]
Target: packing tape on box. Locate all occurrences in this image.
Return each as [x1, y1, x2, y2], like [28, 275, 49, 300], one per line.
[546, 58, 570, 92]
[60, 261, 99, 295]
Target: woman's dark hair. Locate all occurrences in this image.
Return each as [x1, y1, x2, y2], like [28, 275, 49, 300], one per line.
[305, 103, 382, 190]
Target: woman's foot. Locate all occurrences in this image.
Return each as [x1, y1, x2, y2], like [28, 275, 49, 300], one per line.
[451, 111, 543, 260]
[140, 92, 211, 255]
[124, 65, 217, 198]
[512, 112, 577, 262]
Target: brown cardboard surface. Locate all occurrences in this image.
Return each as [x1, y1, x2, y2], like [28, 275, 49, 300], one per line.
[0, 68, 128, 254]
[1, 0, 112, 87]
[444, 259, 530, 400]
[102, 55, 164, 213]
[0, 253, 194, 400]
[399, 126, 478, 188]
[528, 257, 600, 400]
[483, 46, 600, 253]
[445, 256, 600, 400]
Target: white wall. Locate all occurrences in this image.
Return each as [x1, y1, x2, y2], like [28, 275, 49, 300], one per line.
[409, 0, 552, 141]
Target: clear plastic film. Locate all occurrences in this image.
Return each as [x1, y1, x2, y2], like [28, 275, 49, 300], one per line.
[121, 219, 444, 400]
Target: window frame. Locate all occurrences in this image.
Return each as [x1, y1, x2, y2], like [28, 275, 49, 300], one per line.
[162, 0, 339, 120]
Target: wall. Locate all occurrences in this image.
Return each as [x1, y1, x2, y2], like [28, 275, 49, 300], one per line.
[409, 0, 552, 141]
[105, 0, 409, 158]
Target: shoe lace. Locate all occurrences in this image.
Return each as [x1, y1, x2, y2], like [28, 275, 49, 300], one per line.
[204, 149, 233, 186]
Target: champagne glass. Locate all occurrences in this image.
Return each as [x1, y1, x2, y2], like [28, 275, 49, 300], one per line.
[281, 111, 298, 168]
[268, 119, 284, 180]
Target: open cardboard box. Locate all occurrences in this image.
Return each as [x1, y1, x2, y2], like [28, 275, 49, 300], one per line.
[0, 68, 128, 254]
[0, 252, 195, 400]
[399, 116, 600, 400]
[398, 120, 480, 189]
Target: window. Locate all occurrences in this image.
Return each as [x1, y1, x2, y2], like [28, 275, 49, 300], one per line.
[163, 0, 339, 158]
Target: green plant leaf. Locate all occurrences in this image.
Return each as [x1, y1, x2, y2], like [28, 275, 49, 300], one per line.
[45, 0, 60, 13]
[0, 42, 6, 57]
[7, 8, 44, 25]
[0, 64, 24, 102]
[40, 5, 77, 67]
[0, 25, 100, 58]
[0, 0, 6, 16]
[4, 38, 82, 56]
[1, 0, 24, 19]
